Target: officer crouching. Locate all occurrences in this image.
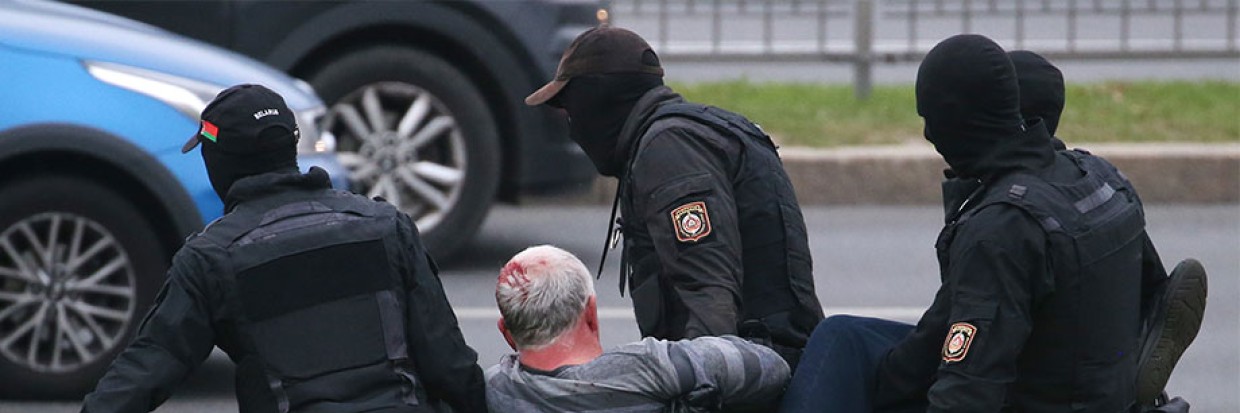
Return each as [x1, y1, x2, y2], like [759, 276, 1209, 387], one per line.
[779, 35, 1206, 413]
[81, 84, 487, 413]
[523, 27, 824, 368]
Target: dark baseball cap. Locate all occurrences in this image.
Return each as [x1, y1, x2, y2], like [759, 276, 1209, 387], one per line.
[524, 26, 664, 106]
[181, 84, 299, 154]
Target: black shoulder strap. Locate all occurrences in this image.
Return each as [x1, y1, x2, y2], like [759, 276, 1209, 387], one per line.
[645, 102, 777, 152]
[965, 159, 1133, 237]
[958, 173, 1067, 234]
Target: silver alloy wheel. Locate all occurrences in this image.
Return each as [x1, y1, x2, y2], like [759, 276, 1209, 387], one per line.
[0, 213, 135, 373]
[325, 82, 467, 231]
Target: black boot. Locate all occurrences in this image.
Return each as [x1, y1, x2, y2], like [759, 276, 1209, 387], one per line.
[1136, 259, 1208, 406]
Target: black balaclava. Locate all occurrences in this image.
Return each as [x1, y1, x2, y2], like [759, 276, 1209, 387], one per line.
[552, 72, 663, 177]
[1009, 50, 1066, 138]
[200, 130, 298, 200]
[916, 34, 1025, 179]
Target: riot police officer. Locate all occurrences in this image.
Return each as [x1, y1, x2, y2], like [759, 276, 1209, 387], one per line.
[886, 35, 1148, 411]
[524, 27, 823, 367]
[781, 35, 1203, 413]
[81, 85, 486, 413]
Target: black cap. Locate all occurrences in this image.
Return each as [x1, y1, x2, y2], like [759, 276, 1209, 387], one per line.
[525, 26, 663, 106]
[181, 84, 299, 154]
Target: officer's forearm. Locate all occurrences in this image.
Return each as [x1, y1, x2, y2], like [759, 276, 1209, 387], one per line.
[679, 285, 739, 337]
[81, 341, 190, 413]
[927, 371, 1008, 413]
[404, 272, 487, 412]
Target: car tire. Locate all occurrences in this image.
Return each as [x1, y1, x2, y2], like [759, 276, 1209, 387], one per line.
[310, 46, 500, 259]
[0, 175, 165, 399]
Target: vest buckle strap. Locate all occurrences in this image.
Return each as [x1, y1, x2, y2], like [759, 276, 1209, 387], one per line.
[1009, 184, 1028, 199]
[393, 362, 421, 406]
[267, 375, 290, 413]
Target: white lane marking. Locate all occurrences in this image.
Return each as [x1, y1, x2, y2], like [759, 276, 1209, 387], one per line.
[456, 306, 926, 322]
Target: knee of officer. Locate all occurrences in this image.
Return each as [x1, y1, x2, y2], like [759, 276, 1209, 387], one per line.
[808, 314, 869, 345]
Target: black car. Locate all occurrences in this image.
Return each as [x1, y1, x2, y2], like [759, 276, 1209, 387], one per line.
[78, 0, 601, 257]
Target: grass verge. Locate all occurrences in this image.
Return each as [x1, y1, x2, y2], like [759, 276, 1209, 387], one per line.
[670, 80, 1239, 147]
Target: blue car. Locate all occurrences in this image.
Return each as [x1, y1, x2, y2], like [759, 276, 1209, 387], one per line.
[0, 0, 346, 398]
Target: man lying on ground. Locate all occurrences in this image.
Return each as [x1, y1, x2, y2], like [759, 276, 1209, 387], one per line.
[485, 245, 789, 412]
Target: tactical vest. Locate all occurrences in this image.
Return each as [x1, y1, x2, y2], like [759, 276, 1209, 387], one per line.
[619, 102, 823, 350]
[192, 189, 428, 413]
[939, 150, 1144, 412]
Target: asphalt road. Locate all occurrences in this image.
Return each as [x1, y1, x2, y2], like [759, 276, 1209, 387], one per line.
[5, 204, 1237, 412]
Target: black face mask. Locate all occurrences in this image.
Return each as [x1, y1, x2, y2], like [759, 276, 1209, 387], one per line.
[1009, 50, 1065, 138]
[200, 127, 298, 201]
[916, 34, 1025, 179]
[553, 73, 663, 177]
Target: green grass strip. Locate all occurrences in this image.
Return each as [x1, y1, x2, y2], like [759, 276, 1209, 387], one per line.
[670, 80, 1239, 148]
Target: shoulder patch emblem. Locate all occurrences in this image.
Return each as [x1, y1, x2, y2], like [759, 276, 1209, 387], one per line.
[942, 322, 977, 363]
[671, 201, 712, 243]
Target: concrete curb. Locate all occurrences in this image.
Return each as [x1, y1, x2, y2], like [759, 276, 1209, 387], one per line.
[532, 143, 1240, 205]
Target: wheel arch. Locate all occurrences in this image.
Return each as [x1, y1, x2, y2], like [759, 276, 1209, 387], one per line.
[0, 124, 203, 264]
[270, 2, 550, 202]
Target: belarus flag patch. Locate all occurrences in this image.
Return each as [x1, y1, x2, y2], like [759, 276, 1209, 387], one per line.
[199, 120, 219, 142]
[671, 201, 712, 243]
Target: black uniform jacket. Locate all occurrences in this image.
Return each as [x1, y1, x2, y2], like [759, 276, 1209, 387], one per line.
[873, 124, 1166, 413]
[80, 168, 486, 413]
[616, 86, 823, 356]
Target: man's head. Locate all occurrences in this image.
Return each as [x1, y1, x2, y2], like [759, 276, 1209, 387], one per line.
[525, 27, 665, 177]
[496, 245, 598, 351]
[183, 84, 300, 200]
[916, 34, 1025, 178]
[1008, 50, 1065, 137]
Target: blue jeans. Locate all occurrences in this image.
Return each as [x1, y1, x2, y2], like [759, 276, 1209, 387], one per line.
[778, 315, 922, 413]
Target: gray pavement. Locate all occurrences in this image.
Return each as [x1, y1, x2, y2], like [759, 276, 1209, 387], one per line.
[6, 204, 1237, 412]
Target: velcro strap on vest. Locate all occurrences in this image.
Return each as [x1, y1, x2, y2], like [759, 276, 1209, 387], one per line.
[376, 289, 419, 406]
[1074, 182, 1116, 214]
[375, 290, 409, 360]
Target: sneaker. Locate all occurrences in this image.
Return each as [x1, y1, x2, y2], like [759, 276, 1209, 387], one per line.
[1136, 258, 1208, 405]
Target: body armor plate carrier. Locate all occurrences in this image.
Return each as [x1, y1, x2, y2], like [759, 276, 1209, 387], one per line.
[198, 190, 427, 413]
[939, 150, 1146, 412]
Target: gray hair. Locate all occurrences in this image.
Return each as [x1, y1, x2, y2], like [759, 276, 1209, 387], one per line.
[496, 245, 596, 350]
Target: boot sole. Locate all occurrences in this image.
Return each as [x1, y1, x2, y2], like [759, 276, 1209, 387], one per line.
[1136, 258, 1208, 405]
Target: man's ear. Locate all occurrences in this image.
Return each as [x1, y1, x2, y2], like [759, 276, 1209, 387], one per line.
[584, 296, 599, 334]
[498, 318, 517, 351]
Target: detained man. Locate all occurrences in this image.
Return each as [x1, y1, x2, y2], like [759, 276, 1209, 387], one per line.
[485, 245, 789, 412]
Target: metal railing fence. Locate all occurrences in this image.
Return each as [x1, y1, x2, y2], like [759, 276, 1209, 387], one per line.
[605, 0, 1240, 98]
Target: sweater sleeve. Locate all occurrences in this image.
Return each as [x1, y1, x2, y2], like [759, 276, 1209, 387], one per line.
[667, 335, 791, 411]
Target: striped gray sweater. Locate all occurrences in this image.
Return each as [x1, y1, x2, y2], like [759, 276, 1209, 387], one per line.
[484, 335, 790, 412]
